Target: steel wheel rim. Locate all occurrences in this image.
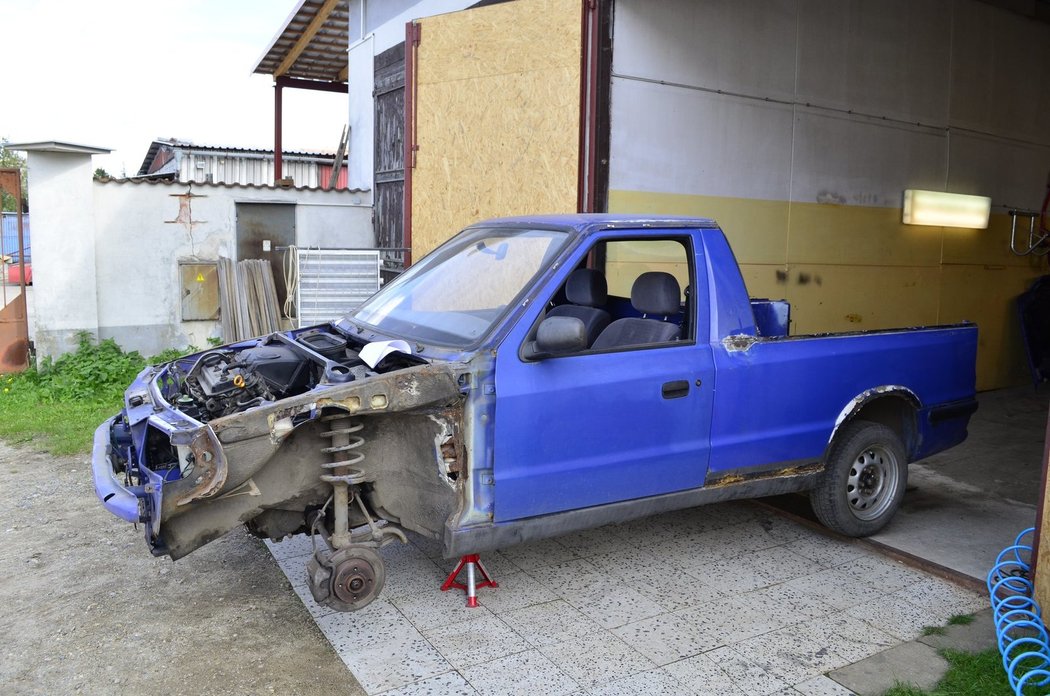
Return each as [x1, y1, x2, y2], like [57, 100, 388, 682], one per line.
[846, 444, 899, 521]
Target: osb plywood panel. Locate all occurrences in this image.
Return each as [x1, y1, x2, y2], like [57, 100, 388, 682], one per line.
[417, 0, 581, 86]
[938, 263, 1043, 391]
[411, 0, 581, 259]
[1037, 436, 1050, 612]
[608, 190, 789, 266]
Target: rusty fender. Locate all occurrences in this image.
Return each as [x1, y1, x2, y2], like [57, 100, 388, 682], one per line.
[158, 363, 466, 559]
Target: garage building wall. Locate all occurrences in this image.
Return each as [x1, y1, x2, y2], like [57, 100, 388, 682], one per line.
[608, 0, 1050, 391]
[410, 0, 582, 259]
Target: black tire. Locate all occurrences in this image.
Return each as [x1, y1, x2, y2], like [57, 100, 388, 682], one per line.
[810, 419, 908, 537]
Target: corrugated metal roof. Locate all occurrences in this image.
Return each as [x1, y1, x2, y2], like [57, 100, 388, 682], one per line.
[137, 139, 337, 176]
[96, 176, 367, 194]
[253, 0, 350, 83]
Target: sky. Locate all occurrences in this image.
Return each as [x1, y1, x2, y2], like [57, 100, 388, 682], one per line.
[0, 0, 349, 176]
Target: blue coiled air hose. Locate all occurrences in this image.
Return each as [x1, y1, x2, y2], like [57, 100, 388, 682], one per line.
[989, 528, 1050, 694]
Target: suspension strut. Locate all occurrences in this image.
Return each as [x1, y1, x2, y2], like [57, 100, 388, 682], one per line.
[320, 413, 367, 549]
[307, 412, 408, 612]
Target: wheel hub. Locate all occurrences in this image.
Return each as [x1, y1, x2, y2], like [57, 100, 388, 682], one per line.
[333, 559, 377, 605]
[858, 464, 880, 494]
[845, 445, 899, 521]
[306, 546, 386, 612]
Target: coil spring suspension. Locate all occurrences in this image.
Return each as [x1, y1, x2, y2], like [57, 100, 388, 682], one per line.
[320, 413, 368, 549]
[320, 414, 367, 485]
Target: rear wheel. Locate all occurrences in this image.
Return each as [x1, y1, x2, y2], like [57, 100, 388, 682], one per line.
[811, 420, 907, 537]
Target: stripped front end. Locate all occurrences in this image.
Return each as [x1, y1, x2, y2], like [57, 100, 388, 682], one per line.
[92, 324, 468, 611]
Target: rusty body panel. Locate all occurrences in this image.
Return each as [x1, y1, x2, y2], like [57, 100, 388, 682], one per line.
[153, 363, 465, 560]
[90, 317, 500, 610]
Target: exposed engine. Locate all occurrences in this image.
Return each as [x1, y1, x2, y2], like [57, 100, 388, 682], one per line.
[162, 327, 420, 422]
[104, 323, 454, 613]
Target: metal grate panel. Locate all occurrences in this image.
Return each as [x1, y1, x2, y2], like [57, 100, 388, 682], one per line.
[296, 249, 381, 327]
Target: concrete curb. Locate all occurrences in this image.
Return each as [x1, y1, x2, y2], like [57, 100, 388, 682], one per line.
[827, 608, 996, 696]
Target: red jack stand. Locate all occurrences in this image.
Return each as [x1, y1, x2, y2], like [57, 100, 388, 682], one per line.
[441, 554, 498, 607]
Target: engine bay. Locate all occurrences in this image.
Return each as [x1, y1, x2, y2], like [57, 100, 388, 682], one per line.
[161, 327, 424, 422]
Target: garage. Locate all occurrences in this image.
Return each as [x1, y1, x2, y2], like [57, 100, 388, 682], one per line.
[4, 1, 1050, 694]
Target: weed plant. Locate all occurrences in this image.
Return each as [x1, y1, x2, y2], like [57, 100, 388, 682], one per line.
[0, 332, 195, 454]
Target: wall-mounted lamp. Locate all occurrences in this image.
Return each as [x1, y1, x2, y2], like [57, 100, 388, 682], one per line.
[902, 189, 991, 229]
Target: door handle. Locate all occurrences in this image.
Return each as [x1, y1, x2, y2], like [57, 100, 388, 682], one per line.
[661, 380, 690, 399]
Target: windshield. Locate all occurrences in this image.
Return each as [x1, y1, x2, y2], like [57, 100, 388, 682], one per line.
[350, 227, 570, 347]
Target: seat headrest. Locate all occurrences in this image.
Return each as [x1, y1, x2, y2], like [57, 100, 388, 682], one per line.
[564, 268, 608, 308]
[631, 272, 681, 316]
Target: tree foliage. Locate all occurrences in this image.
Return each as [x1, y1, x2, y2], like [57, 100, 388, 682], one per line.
[0, 139, 28, 213]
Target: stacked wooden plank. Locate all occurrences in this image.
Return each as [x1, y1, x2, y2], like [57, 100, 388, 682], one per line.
[216, 256, 282, 342]
[217, 257, 238, 341]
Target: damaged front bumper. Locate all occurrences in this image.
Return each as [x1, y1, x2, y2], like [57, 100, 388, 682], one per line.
[91, 348, 473, 561]
[92, 416, 155, 525]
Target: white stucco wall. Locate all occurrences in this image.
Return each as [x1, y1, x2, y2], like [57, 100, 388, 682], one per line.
[22, 151, 101, 357]
[348, 36, 376, 195]
[27, 161, 374, 359]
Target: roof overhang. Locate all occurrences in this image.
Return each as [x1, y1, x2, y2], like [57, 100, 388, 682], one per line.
[5, 141, 112, 155]
[253, 0, 351, 85]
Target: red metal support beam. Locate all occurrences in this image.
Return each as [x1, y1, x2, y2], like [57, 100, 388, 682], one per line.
[273, 77, 349, 186]
[275, 76, 350, 94]
[578, 0, 600, 213]
[274, 81, 284, 185]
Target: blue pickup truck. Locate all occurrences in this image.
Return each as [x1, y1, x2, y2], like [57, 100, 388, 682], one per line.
[93, 215, 977, 611]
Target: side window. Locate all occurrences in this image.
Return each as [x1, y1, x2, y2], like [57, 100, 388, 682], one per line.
[604, 240, 690, 310]
[526, 236, 695, 358]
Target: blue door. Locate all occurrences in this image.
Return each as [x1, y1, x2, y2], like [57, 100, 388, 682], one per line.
[491, 232, 715, 522]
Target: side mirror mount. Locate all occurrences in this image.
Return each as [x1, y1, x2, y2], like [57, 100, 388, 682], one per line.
[524, 316, 588, 359]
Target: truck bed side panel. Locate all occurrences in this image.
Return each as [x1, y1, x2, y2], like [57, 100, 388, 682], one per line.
[708, 325, 978, 473]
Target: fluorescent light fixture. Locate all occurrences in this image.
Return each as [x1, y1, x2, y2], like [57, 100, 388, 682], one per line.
[902, 189, 991, 229]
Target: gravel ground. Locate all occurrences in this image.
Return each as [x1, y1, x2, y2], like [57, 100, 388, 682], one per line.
[0, 440, 363, 695]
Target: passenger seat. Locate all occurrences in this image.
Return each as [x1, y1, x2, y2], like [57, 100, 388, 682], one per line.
[547, 268, 612, 347]
[591, 272, 681, 349]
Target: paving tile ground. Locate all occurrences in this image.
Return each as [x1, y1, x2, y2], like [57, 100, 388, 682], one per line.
[267, 501, 984, 695]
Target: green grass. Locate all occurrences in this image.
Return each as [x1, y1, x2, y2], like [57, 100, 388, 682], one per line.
[921, 615, 976, 637]
[948, 613, 976, 626]
[882, 647, 1045, 696]
[0, 333, 194, 455]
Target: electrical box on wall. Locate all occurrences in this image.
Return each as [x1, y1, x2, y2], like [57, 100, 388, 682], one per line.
[179, 262, 220, 321]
